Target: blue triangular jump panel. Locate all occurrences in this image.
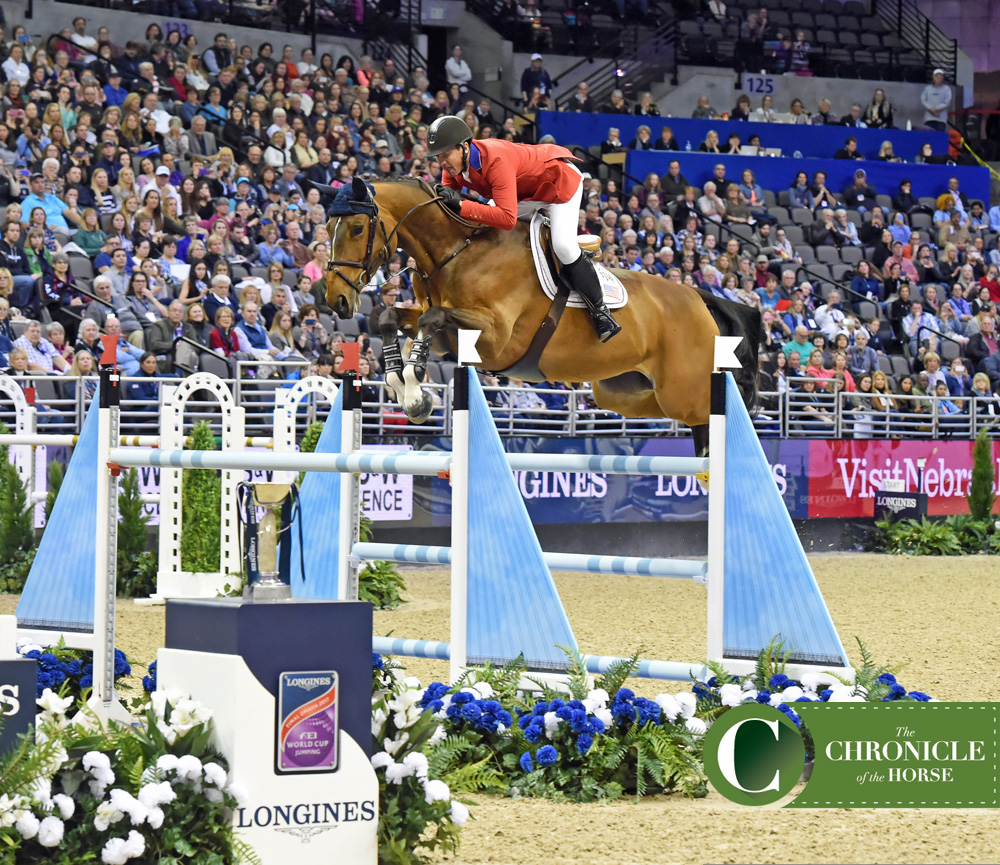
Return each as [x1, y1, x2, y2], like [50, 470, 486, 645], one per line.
[17, 396, 100, 631]
[722, 373, 849, 667]
[465, 368, 578, 671]
[288, 386, 343, 598]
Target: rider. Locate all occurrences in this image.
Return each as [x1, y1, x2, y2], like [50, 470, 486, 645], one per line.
[424, 115, 621, 342]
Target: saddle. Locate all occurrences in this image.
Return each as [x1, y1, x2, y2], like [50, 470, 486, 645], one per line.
[492, 212, 628, 380]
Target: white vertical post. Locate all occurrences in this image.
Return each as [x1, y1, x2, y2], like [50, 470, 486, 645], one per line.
[705, 370, 727, 667]
[90, 367, 130, 723]
[338, 377, 363, 600]
[449, 367, 470, 683]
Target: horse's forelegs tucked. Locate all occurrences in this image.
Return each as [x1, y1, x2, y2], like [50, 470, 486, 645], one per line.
[400, 308, 448, 423]
[378, 307, 406, 403]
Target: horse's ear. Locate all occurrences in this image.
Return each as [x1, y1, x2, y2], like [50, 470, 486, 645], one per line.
[351, 176, 369, 202]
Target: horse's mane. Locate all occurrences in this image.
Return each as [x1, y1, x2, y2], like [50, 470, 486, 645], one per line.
[372, 176, 484, 230]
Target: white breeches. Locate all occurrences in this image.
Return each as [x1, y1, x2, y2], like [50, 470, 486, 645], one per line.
[516, 163, 584, 265]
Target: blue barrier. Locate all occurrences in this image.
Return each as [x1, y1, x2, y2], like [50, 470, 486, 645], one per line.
[536, 110, 949, 162]
[624, 150, 991, 207]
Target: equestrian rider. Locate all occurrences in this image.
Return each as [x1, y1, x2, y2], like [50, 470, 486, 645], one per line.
[425, 115, 621, 343]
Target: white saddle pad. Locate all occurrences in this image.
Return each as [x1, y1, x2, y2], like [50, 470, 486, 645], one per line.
[528, 211, 628, 310]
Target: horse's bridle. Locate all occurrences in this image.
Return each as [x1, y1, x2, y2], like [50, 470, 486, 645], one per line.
[326, 184, 484, 297]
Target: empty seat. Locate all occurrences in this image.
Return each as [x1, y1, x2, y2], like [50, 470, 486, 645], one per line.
[762, 189, 777, 208]
[838, 15, 861, 31]
[790, 11, 814, 28]
[815, 29, 837, 46]
[69, 257, 94, 280]
[830, 263, 853, 283]
[335, 316, 361, 337]
[840, 246, 863, 265]
[814, 13, 836, 28]
[845, 211, 863, 227]
[679, 19, 701, 37]
[856, 301, 878, 321]
[769, 11, 791, 28]
[768, 206, 790, 223]
[844, 0, 867, 15]
[890, 355, 911, 377]
[860, 32, 881, 47]
[816, 246, 840, 264]
[795, 246, 815, 264]
[940, 340, 961, 362]
[358, 293, 374, 316]
[791, 208, 813, 225]
[876, 194, 893, 211]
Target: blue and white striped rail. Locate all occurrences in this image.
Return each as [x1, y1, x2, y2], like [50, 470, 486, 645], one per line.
[353, 542, 708, 580]
[108, 446, 709, 480]
[107, 447, 453, 477]
[370, 635, 709, 682]
[506, 453, 710, 477]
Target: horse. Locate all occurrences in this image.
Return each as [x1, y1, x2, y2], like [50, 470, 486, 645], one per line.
[325, 177, 760, 456]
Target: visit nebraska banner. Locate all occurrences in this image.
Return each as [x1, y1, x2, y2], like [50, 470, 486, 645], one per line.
[807, 440, 994, 518]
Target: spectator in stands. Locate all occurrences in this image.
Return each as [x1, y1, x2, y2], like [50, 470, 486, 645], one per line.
[840, 104, 867, 129]
[841, 170, 878, 214]
[602, 89, 629, 115]
[884, 241, 920, 282]
[834, 136, 863, 160]
[787, 171, 811, 210]
[697, 182, 726, 223]
[863, 89, 894, 129]
[567, 81, 594, 113]
[730, 94, 752, 122]
[971, 372, 1000, 413]
[875, 141, 901, 163]
[520, 54, 552, 108]
[811, 98, 835, 125]
[938, 210, 970, 252]
[600, 127, 626, 156]
[634, 92, 659, 117]
[628, 125, 654, 151]
[691, 95, 715, 120]
[892, 179, 922, 216]
[785, 98, 808, 125]
[698, 129, 722, 154]
[738, 12, 765, 72]
[852, 261, 882, 303]
[445, 45, 472, 93]
[902, 301, 940, 354]
[783, 325, 814, 361]
[846, 329, 878, 378]
[720, 131, 741, 154]
[811, 208, 843, 248]
[810, 170, 837, 210]
[652, 126, 679, 151]
[921, 68, 952, 133]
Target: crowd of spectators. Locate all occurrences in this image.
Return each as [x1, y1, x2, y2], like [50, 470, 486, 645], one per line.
[0, 16, 533, 395]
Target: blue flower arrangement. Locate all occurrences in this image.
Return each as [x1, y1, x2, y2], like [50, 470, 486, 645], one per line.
[17, 642, 132, 702]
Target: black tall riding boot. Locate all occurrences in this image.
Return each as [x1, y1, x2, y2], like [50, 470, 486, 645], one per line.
[562, 254, 622, 343]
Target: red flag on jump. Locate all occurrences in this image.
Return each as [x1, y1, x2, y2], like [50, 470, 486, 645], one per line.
[99, 334, 118, 367]
[339, 340, 360, 373]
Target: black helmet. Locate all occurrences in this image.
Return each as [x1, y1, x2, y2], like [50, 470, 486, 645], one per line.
[426, 115, 473, 157]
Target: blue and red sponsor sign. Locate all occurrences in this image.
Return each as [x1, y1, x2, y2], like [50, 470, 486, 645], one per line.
[403, 437, 992, 526]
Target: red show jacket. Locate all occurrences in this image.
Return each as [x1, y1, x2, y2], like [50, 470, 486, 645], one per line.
[442, 139, 581, 230]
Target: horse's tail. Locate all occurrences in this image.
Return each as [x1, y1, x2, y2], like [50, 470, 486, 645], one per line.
[697, 291, 761, 416]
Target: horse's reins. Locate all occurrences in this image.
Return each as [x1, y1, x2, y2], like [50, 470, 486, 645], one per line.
[326, 185, 484, 296]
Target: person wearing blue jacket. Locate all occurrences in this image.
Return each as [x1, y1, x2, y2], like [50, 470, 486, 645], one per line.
[850, 260, 883, 304]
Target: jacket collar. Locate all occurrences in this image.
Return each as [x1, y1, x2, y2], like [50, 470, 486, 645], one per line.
[468, 141, 482, 172]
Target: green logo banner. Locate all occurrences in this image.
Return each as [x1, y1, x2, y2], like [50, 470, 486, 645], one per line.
[789, 703, 997, 808]
[705, 703, 998, 809]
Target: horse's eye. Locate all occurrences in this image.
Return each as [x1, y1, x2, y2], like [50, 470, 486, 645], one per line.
[351, 224, 364, 237]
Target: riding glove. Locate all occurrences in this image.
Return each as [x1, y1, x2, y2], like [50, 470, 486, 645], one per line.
[436, 185, 463, 214]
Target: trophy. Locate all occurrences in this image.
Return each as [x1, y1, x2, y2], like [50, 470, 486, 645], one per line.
[237, 482, 302, 601]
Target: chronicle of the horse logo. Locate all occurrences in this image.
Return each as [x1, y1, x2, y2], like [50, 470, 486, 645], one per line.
[275, 825, 336, 843]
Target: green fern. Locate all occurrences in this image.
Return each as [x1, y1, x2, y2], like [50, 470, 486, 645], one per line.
[595, 654, 639, 698]
[233, 838, 264, 865]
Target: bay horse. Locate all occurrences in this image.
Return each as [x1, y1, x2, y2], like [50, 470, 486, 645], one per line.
[325, 177, 759, 456]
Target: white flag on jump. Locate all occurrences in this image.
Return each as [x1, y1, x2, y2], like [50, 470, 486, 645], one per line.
[457, 329, 482, 365]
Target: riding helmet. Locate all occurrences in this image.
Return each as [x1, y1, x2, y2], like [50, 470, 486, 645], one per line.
[426, 116, 474, 157]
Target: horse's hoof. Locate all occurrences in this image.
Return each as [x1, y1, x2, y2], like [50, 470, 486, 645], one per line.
[405, 392, 435, 425]
[696, 470, 710, 491]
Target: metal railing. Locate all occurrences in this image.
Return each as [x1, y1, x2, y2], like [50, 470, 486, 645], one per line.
[873, 0, 958, 83]
[4, 373, 998, 442]
[553, 19, 677, 112]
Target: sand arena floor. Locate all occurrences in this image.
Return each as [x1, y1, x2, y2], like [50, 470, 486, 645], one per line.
[3, 552, 998, 864]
